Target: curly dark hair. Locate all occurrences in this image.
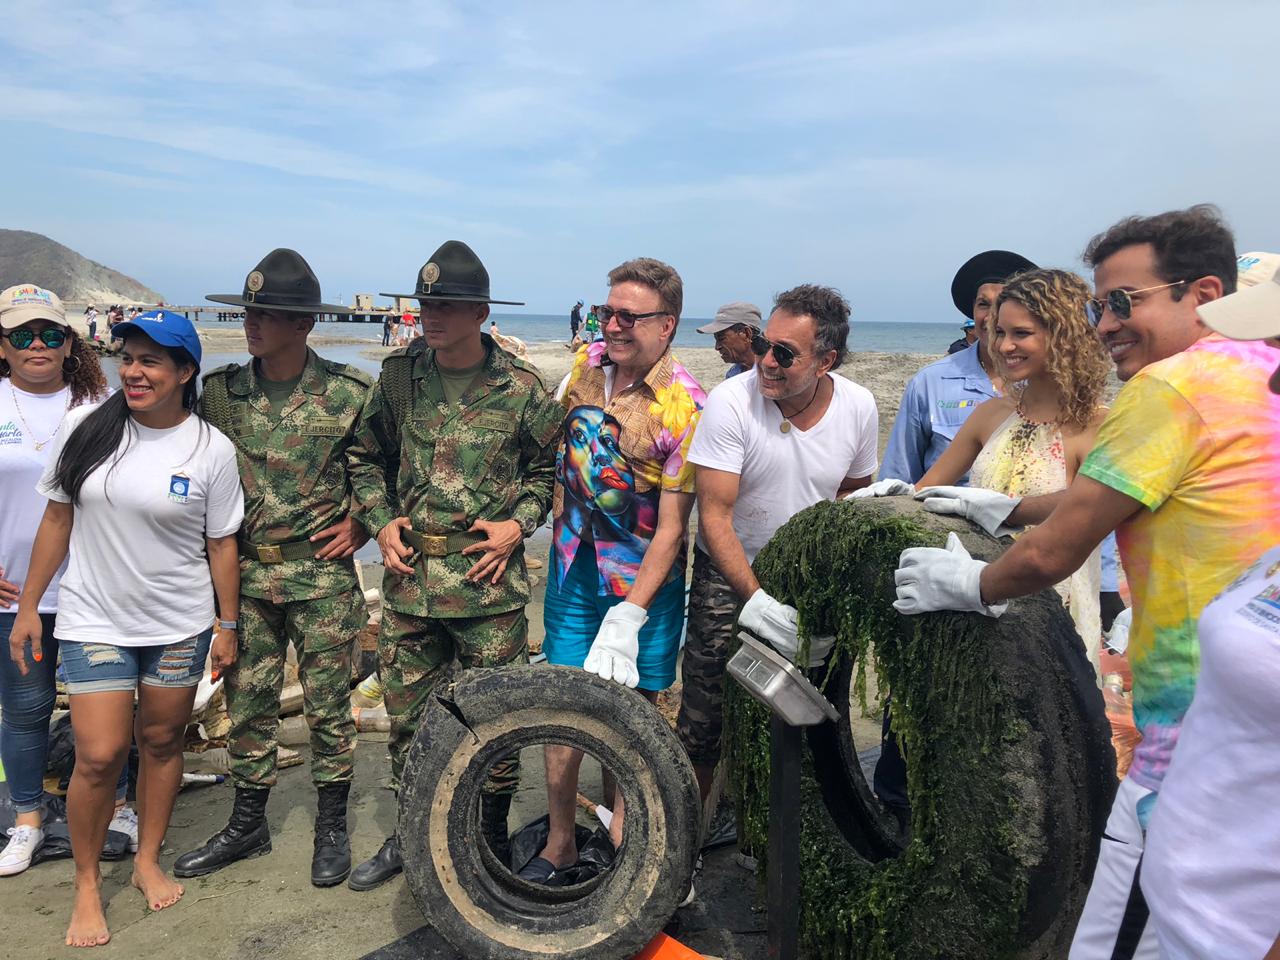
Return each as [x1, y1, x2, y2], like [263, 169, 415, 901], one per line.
[993, 269, 1109, 430]
[1083, 203, 1237, 296]
[0, 330, 108, 408]
[771, 284, 851, 367]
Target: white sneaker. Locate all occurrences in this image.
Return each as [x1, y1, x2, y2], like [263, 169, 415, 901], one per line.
[0, 826, 45, 876]
[109, 805, 139, 853]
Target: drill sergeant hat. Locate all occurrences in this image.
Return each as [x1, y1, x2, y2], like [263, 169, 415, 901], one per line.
[207, 248, 351, 315]
[381, 240, 524, 305]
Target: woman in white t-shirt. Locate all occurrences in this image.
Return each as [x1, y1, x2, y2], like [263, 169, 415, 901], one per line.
[0, 284, 112, 879]
[11, 311, 244, 948]
[1139, 258, 1280, 960]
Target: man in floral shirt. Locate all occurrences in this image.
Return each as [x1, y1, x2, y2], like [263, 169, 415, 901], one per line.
[521, 257, 706, 885]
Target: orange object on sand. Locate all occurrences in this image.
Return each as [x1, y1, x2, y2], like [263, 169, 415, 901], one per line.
[633, 932, 707, 959]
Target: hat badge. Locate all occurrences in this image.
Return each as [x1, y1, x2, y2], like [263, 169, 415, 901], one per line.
[420, 262, 440, 292]
[246, 271, 266, 293]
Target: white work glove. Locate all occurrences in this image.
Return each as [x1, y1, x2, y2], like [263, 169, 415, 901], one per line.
[1106, 607, 1132, 655]
[584, 601, 646, 688]
[739, 589, 837, 667]
[914, 486, 1023, 538]
[845, 478, 915, 500]
[893, 532, 1008, 618]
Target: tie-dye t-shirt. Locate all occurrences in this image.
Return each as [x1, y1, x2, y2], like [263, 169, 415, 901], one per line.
[1078, 335, 1280, 791]
[552, 341, 706, 596]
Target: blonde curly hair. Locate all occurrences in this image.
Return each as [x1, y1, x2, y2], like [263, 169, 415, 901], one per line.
[989, 268, 1109, 430]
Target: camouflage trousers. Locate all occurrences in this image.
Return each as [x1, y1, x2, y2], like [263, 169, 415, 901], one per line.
[380, 606, 528, 795]
[227, 591, 365, 789]
[676, 547, 744, 767]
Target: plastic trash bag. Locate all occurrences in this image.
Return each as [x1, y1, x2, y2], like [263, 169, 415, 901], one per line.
[507, 814, 615, 883]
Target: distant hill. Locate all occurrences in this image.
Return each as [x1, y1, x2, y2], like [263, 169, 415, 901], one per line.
[0, 229, 164, 305]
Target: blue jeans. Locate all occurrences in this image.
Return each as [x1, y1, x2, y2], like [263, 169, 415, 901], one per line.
[1, 613, 128, 814]
[60, 631, 212, 695]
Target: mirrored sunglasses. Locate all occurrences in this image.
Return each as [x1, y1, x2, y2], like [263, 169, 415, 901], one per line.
[3, 327, 68, 350]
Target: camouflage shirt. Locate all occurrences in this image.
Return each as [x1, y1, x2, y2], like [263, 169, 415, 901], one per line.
[347, 335, 563, 618]
[200, 348, 373, 603]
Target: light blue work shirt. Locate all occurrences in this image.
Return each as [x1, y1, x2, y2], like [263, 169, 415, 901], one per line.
[880, 343, 996, 484]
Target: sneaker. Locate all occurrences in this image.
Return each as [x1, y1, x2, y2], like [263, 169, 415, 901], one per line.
[109, 805, 139, 853]
[0, 826, 45, 876]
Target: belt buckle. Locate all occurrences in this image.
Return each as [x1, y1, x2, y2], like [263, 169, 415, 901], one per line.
[421, 535, 448, 557]
[258, 545, 284, 564]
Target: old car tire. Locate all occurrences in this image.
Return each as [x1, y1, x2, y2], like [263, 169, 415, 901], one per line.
[398, 665, 701, 960]
[727, 498, 1116, 960]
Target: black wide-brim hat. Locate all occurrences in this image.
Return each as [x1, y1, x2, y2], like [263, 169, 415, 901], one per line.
[207, 248, 352, 314]
[950, 250, 1037, 319]
[381, 240, 524, 305]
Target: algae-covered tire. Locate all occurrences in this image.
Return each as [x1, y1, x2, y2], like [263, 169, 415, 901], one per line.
[398, 665, 700, 960]
[726, 498, 1116, 960]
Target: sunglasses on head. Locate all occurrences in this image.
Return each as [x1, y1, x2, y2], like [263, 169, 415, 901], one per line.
[1085, 280, 1187, 328]
[750, 334, 805, 368]
[596, 305, 670, 329]
[3, 327, 68, 350]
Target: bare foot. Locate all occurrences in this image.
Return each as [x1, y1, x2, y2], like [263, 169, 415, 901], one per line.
[131, 860, 184, 911]
[66, 878, 110, 948]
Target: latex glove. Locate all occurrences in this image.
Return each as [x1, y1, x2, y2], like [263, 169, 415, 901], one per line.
[845, 478, 915, 500]
[893, 532, 1008, 617]
[584, 601, 647, 688]
[914, 486, 1023, 538]
[1106, 606, 1132, 655]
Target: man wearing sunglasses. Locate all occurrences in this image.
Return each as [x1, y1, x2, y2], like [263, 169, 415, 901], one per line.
[696, 301, 762, 379]
[528, 258, 706, 886]
[893, 206, 1280, 959]
[677, 284, 878, 809]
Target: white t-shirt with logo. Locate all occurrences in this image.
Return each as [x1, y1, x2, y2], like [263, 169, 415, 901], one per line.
[688, 369, 879, 565]
[37, 406, 244, 646]
[1142, 545, 1280, 960]
[0, 381, 75, 613]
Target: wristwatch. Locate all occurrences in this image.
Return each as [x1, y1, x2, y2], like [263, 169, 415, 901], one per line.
[218, 619, 240, 631]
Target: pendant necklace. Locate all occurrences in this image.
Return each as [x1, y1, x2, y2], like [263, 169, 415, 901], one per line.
[10, 380, 69, 451]
[774, 378, 823, 434]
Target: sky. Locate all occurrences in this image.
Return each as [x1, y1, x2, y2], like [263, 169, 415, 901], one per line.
[3, 0, 1278, 322]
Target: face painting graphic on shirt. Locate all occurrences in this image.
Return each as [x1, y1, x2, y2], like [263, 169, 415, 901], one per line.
[553, 404, 658, 594]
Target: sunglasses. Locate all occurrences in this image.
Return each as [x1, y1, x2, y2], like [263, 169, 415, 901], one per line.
[2, 327, 69, 350]
[751, 334, 805, 368]
[596, 305, 670, 329]
[1085, 280, 1187, 328]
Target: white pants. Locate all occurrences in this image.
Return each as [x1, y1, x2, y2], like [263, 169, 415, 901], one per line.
[1069, 775, 1160, 960]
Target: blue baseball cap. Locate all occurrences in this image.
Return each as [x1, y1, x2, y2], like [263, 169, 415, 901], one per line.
[112, 310, 203, 368]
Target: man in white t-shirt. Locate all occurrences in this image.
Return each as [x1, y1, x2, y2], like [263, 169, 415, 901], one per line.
[676, 283, 878, 804]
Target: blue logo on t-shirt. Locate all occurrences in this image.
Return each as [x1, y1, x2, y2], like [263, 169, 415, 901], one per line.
[168, 473, 191, 504]
[0, 419, 21, 445]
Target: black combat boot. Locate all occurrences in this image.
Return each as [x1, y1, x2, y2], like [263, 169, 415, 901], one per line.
[312, 782, 352, 887]
[480, 792, 513, 868]
[173, 787, 271, 878]
[348, 835, 402, 891]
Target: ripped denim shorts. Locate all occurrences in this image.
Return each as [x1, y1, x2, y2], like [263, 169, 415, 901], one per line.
[59, 629, 213, 695]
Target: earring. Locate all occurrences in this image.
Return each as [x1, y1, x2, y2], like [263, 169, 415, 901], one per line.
[63, 354, 82, 374]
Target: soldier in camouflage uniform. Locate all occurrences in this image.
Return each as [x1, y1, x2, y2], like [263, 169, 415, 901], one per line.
[345, 240, 562, 891]
[174, 249, 373, 888]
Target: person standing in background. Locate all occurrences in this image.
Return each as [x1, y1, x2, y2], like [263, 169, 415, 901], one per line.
[570, 299, 583, 341]
[696, 301, 761, 378]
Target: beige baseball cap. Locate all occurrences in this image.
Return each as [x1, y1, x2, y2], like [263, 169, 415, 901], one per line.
[0, 284, 67, 331]
[1196, 252, 1280, 341]
[697, 301, 762, 335]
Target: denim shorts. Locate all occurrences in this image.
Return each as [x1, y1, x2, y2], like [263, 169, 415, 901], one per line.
[59, 630, 213, 695]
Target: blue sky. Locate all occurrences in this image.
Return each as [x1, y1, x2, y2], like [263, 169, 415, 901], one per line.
[3, 1, 1277, 322]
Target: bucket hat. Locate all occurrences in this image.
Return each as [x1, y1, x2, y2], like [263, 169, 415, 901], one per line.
[381, 240, 524, 305]
[207, 248, 351, 314]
